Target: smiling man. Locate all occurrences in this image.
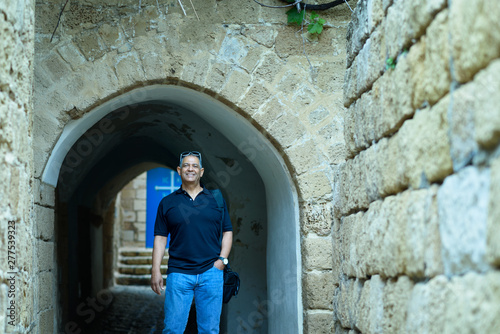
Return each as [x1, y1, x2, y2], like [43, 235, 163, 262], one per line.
[151, 151, 233, 334]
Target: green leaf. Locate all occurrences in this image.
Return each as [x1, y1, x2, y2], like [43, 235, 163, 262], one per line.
[286, 8, 305, 25]
[310, 11, 319, 20]
[308, 21, 324, 34]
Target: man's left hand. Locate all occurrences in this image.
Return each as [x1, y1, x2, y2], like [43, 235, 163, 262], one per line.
[214, 259, 225, 270]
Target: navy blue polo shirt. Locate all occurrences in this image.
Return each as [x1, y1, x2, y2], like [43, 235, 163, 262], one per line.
[154, 186, 232, 275]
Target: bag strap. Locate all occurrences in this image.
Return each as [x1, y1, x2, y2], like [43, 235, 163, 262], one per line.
[209, 189, 224, 246]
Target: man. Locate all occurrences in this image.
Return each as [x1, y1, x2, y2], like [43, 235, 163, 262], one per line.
[151, 151, 233, 334]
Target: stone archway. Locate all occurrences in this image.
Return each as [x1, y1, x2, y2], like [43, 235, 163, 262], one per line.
[43, 85, 303, 333]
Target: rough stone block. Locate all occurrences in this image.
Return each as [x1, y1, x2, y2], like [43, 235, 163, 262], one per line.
[254, 52, 284, 85]
[57, 42, 87, 71]
[333, 278, 363, 329]
[397, 100, 453, 189]
[35, 205, 54, 241]
[487, 156, 500, 266]
[438, 166, 490, 275]
[74, 31, 106, 62]
[420, 9, 451, 107]
[268, 115, 307, 150]
[355, 23, 385, 97]
[38, 271, 54, 311]
[297, 170, 333, 201]
[382, 276, 414, 334]
[137, 211, 146, 223]
[237, 83, 270, 117]
[38, 309, 54, 334]
[33, 179, 55, 207]
[343, 60, 358, 107]
[305, 310, 334, 334]
[472, 59, 500, 149]
[356, 275, 384, 334]
[133, 199, 146, 211]
[406, 275, 449, 334]
[450, 0, 500, 83]
[303, 271, 334, 310]
[443, 271, 500, 334]
[115, 51, 146, 89]
[219, 68, 251, 104]
[37, 240, 54, 273]
[123, 210, 136, 222]
[285, 139, 323, 176]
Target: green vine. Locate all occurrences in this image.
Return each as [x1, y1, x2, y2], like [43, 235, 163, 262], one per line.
[286, 8, 326, 36]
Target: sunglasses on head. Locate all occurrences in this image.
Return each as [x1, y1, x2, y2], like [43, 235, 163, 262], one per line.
[179, 151, 202, 167]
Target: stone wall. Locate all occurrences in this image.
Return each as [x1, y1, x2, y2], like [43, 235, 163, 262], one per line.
[333, 0, 500, 332]
[34, 1, 355, 332]
[118, 172, 147, 247]
[0, 0, 49, 332]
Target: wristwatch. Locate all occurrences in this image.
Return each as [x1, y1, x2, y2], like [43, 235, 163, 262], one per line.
[218, 256, 229, 265]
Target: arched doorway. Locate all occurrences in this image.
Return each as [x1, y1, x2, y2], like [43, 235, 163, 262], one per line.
[42, 85, 302, 333]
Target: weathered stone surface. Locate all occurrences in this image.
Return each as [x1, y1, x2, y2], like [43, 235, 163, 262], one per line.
[438, 166, 490, 275]
[285, 139, 323, 176]
[443, 271, 500, 334]
[397, 99, 453, 189]
[450, 0, 500, 83]
[420, 9, 451, 107]
[406, 275, 449, 334]
[472, 59, 500, 149]
[35, 205, 54, 241]
[303, 236, 333, 271]
[382, 276, 414, 334]
[303, 271, 334, 310]
[238, 83, 271, 116]
[268, 114, 307, 150]
[37, 240, 54, 273]
[356, 275, 384, 334]
[355, 23, 385, 97]
[304, 310, 334, 334]
[487, 156, 500, 266]
[38, 271, 54, 311]
[38, 309, 54, 334]
[333, 278, 363, 329]
[302, 201, 333, 237]
[219, 68, 251, 103]
[297, 170, 333, 201]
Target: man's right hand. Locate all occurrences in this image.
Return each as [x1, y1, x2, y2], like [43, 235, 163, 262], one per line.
[151, 270, 164, 295]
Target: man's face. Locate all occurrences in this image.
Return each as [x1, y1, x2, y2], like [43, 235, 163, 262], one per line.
[177, 155, 204, 184]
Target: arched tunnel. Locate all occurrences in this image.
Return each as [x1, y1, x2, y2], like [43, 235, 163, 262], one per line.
[42, 86, 303, 333]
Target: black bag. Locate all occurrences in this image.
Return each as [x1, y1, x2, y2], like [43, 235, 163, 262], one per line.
[223, 264, 240, 304]
[210, 189, 240, 304]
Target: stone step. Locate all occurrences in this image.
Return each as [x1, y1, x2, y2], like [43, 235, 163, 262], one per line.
[119, 256, 168, 265]
[120, 249, 154, 257]
[118, 265, 168, 275]
[115, 273, 165, 286]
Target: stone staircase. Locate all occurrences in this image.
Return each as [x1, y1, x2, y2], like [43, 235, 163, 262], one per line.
[115, 247, 168, 286]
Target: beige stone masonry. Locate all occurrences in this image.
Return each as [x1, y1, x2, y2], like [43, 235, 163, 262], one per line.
[336, 186, 442, 280]
[382, 276, 414, 334]
[450, 0, 500, 83]
[303, 271, 334, 310]
[339, 97, 452, 215]
[302, 236, 334, 271]
[304, 310, 334, 334]
[334, 272, 500, 333]
[487, 156, 500, 266]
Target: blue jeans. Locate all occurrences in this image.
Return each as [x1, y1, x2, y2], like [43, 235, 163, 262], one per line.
[163, 265, 224, 334]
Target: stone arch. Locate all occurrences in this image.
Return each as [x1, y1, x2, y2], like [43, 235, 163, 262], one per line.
[42, 84, 303, 333]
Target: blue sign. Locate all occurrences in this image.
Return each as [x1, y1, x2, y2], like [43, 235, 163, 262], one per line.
[146, 167, 182, 248]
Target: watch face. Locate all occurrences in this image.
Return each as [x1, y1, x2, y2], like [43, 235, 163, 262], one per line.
[224, 259, 228, 265]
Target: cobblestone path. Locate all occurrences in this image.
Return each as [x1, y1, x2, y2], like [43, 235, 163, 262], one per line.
[81, 285, 199, 334]
[81, 285, 165, 334]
